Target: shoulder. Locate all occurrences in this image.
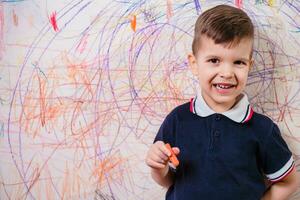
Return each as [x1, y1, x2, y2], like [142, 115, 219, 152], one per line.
[155, 101, 193, 143]
[249, 111, 278, 140]
[250, 111, 274, 128]
[166, 101, 195, 122]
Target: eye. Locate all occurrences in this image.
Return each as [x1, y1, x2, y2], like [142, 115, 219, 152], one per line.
[234, 60, 246, 65]
[208, 58, 220, 64]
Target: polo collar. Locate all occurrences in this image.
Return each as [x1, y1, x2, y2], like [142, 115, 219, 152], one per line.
[190, 91, 254, 123]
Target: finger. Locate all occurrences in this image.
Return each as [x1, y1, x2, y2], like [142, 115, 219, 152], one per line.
[172, 147, 180, 155]
[147, 159, 166, 169]
[155, 148, 169, 161]
[149, 144, 169, 161]
[146, 156, 162, 166]
[155, 141, 171, 156]
[148, 153, 167, 164]
[158, 143, 171, 157]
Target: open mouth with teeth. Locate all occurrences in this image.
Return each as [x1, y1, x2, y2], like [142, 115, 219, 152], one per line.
[213, 83, 236, 90]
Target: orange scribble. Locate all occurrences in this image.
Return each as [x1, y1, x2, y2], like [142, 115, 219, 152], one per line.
[167, 0, 173, 20]
[63, 53, 94, 97]
[28, 14, 34, 27]
[21, 67, 68, 138]
[12, 9, 18, 26]
[61, 163, 70, 200]
[130, 15, 136, 32]
[38, 74, 46, 127]
[92, 153, 126, 186]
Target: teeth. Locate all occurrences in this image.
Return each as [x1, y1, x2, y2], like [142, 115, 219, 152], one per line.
[215, 84, 233, 89]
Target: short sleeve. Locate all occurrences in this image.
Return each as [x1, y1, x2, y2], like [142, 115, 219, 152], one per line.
[153, 111, 177, 146]
[259, 123, 295, 182]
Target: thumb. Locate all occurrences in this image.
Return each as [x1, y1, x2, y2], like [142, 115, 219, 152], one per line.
[172, 147, 180, 155]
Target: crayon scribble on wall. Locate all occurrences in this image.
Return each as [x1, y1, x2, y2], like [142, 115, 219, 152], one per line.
[0, 0, 299, 199]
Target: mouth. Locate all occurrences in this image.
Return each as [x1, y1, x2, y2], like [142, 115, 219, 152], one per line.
[213, 83, 236, 90]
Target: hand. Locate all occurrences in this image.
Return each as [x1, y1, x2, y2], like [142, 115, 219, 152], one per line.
[145, 141, 180, 170]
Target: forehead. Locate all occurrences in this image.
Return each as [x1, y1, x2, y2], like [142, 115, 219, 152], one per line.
[196, 35, 253, 59]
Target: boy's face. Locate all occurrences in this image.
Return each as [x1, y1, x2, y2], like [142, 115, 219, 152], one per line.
[188, 35, 253, 112]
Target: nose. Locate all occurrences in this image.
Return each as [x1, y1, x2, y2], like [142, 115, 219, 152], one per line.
[219, 63, 234, 79]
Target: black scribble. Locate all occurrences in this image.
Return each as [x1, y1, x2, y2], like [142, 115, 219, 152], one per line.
[94, 189, 116, 200]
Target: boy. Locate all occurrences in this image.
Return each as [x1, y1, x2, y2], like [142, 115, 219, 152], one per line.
[145, 4, 299, 200]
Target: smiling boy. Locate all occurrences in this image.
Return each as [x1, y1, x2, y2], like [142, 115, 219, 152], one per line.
[146, 4, 299, 200]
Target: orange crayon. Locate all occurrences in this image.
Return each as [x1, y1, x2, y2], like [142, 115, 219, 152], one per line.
[165, 143, 179, 167]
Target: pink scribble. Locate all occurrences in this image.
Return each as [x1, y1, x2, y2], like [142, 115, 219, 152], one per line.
[76, 34, 89, 54]
[0, 5, 4, 60]
[235, 0, 243, 8]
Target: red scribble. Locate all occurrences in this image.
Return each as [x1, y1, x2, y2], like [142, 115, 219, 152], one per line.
[49, 11, 59, 32]
[235, 0, 242, 8]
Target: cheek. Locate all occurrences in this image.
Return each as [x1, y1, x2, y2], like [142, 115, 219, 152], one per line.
[199, 75, 214, 88]
[236, 70, 249, 85]
[199, 68, 217, 82]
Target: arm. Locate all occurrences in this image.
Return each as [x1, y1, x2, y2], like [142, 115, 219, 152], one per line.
[261, 167, 299, 200]
[151, 165, 175, 188]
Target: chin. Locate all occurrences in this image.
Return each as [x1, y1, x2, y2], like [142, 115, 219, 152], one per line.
[211, 95, 237, 104]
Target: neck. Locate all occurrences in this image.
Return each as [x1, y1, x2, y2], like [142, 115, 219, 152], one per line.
[209, 102, 235, 113]
[201, 91, 242, 113]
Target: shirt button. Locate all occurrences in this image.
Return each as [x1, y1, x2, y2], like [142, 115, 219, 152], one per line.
[214, 130, 220, 137]
[215, 115, 221, 121]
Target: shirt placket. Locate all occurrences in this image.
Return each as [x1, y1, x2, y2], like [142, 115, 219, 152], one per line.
[209, 114, 221, 159]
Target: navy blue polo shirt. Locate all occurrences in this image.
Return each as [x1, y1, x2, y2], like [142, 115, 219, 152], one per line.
[154, 92, 294, 200]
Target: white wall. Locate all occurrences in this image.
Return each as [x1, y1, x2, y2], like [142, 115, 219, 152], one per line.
[0, 0, 299, 199]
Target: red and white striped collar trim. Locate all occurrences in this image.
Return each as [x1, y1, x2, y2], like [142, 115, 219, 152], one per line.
[190, 92, 254, 123]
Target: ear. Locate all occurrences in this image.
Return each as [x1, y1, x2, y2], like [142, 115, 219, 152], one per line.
[188, 53, 198, 76]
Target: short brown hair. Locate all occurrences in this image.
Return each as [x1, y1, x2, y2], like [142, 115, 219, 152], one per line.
[192, 4, 254, 55]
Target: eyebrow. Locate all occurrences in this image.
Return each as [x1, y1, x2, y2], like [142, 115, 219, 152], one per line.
[204, 55, 220, 59]
[204, 55, 250, 62]
[237, 58, 251, 63]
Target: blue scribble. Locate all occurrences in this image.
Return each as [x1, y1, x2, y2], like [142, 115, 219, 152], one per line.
[2, 0, 26, 2]
[0, 122, 4, 137]
[194, 0, 201, 15]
